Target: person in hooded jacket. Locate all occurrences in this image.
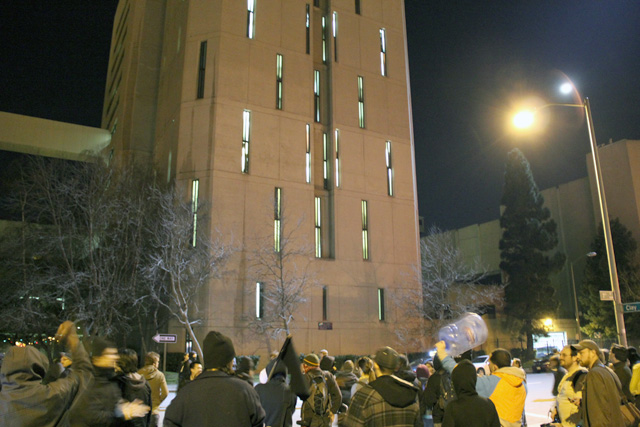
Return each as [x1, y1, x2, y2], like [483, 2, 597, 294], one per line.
[114, 348, 152, 427]
[255, 358, 297, 427]
[442, 359, 500, 427]
[343, 346, 421, 427]
[336, 360, 359, 406]
[0, 320, 92, 427]
[437, 342, 527, 427]
[138, 352, 168, 427]
[421, 354, 449, 426]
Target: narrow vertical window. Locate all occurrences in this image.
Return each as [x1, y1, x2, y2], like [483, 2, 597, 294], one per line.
[305, 4, 310, 55]
[314, 70, 321, 122]
[378, 288, 385, 321]
[362, 200, 369, 260]
[167, 151, 172, 184]
[256, 282, 264, 318]
[321, 16, 327, 64]
[276, 54, 283, 110]
[315, 197, 322, 258]
[385, 141, 394, 196]
[334, 129, 341, 188]
[191, 179, 199, 247]
[379, 28, 387, 77]
[305, 124, 311, 183]
[197, 41, 207, 99]
[355, 0, 361, 15]
[274, 187, 282, 252]
[323, 133, 329, 190]
[242, 110, 251, 173]
[247, 0, 256, 39]
[358, 76, 365, 128]
[322, 286, 328, 320]
[332, 12, 338, 62]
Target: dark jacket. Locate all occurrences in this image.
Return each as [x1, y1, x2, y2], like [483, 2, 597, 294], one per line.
[551, 365, 567, 396]
[613, 360, 634, 402]
[67, 365, 123, 426]
[442, 360, 500, 427]
[113, 372, 152, 427]
[422, 356, 447, 423]
[581, 363, 625, 427]
[164, 370, 265, 427]
[0, 343, 92, 427]
[255, 373, 297, 427]
[178, 359, 192, 390]
[343, 374, 421, 427]
[336, 370, 359, 405]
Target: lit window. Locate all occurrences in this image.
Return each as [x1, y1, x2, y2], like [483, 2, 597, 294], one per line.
[378, 288, 385, 321]
[362, 200, 369, 260]
[306, 124, 311, 183]
[274, 187, 282, 252]
[242, 110, 251, 173]
[385, 141, 393, 196]
[191, 179, 199, 247]
[379, 28, 387, 77]
[247, 0, 256, 39]
[256, 282, 263, 318]
[321, 16, 327, 64]
[322, 286, 328, 320]
[306, 4, 310, 55]
[332, 12, 338, 62]
[358, 76, 365, 128]
[197, 41, 207, 98]
[315, 197, 322, 258]
[334, 129, 340, 188]
[276, 54, 283, 110]
[314, 70, 321, 122]
[323, 132, 329, 190]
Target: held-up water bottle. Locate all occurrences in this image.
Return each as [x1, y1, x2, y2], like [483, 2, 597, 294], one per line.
[437, 312, 488, 357]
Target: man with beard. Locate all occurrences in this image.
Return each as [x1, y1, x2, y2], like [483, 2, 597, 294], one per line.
[549, 345, 587, 427]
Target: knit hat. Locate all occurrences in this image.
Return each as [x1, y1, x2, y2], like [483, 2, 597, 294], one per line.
[203, 331, 236, 369]
[319, 355, 335, 371]
[303, 353, 320, 367]
[415, 364, 430, 379]
[374, 346, 399, 370]
[91, 337, 116, 358]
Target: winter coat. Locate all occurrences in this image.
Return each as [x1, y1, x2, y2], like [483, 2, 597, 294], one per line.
[0, 343, 92, 427]
[113, 372, 152, 427]
[255, 373, 297, 427]
[137, 365, 168, 414]
[423, 356, 448, 423]
[67, 365, 123, 426]
[335, 370, 358, 405]
[442, 360, 500, 427]
[300, 368, 342, 427]
[164, 369, 265, 427]
[613, 360, 634, 402]
[581, 363, 625, 427]
[342, 374, 421, 427]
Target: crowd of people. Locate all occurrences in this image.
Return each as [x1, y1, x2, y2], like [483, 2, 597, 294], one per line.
[2, 321, 640, 427]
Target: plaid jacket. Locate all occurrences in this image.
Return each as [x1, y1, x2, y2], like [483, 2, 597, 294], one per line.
[342, 375, 421, 427]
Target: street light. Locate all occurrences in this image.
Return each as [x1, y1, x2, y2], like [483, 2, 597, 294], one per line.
[569, 252, 597, 341]
[513, 95, 628, 346]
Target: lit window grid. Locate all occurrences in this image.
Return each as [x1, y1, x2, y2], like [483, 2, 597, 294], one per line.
[321, 17, 327, 64]
[242, 110, 251, 173]
[247, 0, 256, 39]
[191, 179, 199, 247]
[334, 129, 340, 188]
[305, 4, 310, 54]
[314, 70, 321, 122]
[323, 133, 329, 190]
[305, 124, 311, 183]
[358, 76, 365, 128]
[315, 197, 322, 258]
[361, 200, 369, 260]
[274, 187, 282, 252]
[333, 12, 338, 62]
[379, 28, 387, 76]
[276, 54, 283, 110]
[385, 141, 394, 196]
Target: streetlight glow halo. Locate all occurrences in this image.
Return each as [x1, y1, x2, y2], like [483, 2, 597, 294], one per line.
[513, 110, 535, 129]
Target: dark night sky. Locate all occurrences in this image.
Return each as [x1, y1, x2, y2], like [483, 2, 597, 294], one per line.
[1, 1, 639, 230]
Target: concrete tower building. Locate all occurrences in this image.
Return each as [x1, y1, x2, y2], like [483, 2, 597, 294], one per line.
[103, 0, 421, 355]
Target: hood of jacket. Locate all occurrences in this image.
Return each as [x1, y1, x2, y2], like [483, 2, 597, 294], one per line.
[116, 372, 147, 391]
[139, 364, 162, 381]
[369, 374, 419, 408]
[451, 359, 478, 397]
[0, 346, 49, 388]
[493, 366, 526, 386]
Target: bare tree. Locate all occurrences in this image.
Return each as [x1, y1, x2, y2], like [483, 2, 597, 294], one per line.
[393, 226, 503, 349]
[141, 185, 233, 363]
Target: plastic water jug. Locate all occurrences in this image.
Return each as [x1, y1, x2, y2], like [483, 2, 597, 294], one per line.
[437, 312, 488, 357]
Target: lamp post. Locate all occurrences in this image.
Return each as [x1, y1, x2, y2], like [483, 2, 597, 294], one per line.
[513, 97, 628, 347]
[569, 252, 597, 341]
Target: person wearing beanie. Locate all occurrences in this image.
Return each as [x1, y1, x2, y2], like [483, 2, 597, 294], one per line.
[343, 346, 421, 427]
[441, 360, 500, 427]
[164, 331, 265, 427]
[300, 353, 342, 427]
[255, 359, 297, 427]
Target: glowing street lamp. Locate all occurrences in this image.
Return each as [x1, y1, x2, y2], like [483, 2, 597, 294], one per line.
[512, 93, 628, 346]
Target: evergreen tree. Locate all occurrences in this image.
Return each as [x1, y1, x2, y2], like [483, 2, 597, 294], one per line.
[580, 219, 640, 340]
[499, 148, 565, 355]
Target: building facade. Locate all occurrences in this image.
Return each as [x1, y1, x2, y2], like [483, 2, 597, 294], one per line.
[102, 0, 421, 356]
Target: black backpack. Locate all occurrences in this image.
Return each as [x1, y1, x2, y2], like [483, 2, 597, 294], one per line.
[437, 371, 455, 410]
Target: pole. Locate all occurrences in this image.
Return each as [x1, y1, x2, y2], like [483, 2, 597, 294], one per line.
[163, 343, 167, 373]
[570, 262, 582, 341]
[584, 97, 627, 346]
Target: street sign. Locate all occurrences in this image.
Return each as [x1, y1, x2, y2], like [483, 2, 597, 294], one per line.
[623, 303, 640, 313]
[152, 333, 177, 344]
[600, 290, 614, 301]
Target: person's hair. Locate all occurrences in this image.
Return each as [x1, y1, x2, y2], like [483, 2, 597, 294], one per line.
[566, 346, 578, 357]
[118, 348, 139, 373]
[191, 362, 202, 371]
[611, 344, 629, 362]
[145, 352, 160, 366]
[628, 347, 640, 366]
[489, 348, 511, 369]
[512, 358, 521, 368]
[189, 351, 197, 359]
[397, 354, 410, 371]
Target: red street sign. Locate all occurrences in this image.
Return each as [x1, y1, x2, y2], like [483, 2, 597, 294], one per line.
[152, 333, 177, 344]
